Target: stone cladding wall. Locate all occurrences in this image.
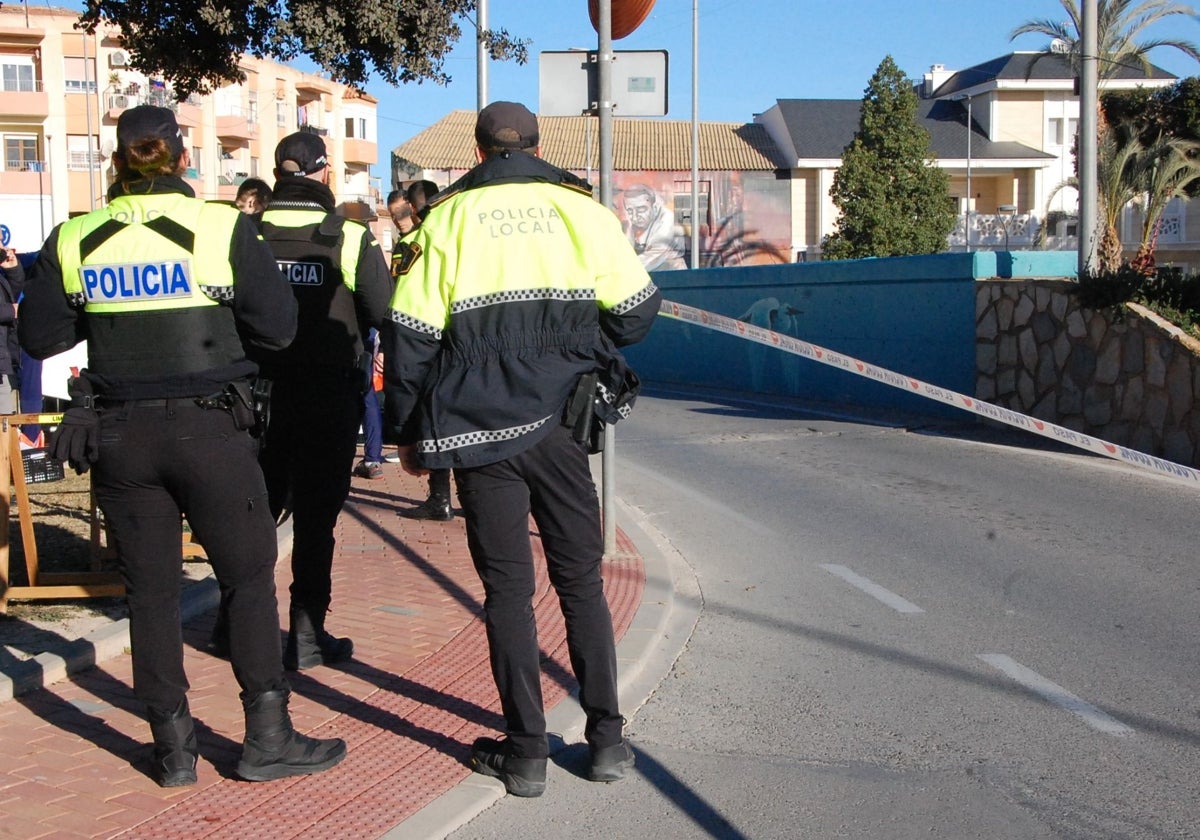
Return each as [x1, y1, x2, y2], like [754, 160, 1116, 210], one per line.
[976, 279, 1200, 467]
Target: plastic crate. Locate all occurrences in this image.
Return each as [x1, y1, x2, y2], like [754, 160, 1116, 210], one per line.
[21, 447, 65, 484]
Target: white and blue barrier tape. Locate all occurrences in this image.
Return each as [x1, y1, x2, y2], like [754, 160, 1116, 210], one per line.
[660, 298, 1200, 487]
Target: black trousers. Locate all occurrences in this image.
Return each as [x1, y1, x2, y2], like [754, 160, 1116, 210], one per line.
[454, 424, 623, 759]
[258, 373, 362, 617]
[93, 399, 286, 713]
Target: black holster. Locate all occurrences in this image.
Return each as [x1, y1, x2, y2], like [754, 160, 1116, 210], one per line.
[564, 372, 604, 454]
[197, 380, 270, 437]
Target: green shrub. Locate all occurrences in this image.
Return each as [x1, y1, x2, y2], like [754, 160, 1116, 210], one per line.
[1075, 265, 1200, 337]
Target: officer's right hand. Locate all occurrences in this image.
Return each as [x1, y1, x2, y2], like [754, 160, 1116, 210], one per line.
[48, 407, 101, 474]
[397, 444, 427, 477]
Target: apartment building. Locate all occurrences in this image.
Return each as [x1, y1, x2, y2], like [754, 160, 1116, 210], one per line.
[0, 4, 382, 253]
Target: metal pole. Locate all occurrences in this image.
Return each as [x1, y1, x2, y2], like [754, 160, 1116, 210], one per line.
[965, 96, 972, 251]
[476, 0, 488, 110]
[597, 0, 617, 556]
[1079, 0, 1099, 275]
[689, 0, 699, 268]
[83, 34, 96, 210]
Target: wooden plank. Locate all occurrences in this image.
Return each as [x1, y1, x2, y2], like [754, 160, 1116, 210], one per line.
[8, 422, 39, 586]
[2, 583, 126, 601]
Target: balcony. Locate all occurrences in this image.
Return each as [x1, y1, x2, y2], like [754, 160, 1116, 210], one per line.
[343, 136, 376, 166]
[216, 113, 258, 141]
[0, 81, 48, 118]
[0, 161, 48, 193]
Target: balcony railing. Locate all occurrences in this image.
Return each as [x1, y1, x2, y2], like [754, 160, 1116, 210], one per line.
[3, 159, 46, 172]
[949, 212, 1038, 250]
[67, 151, 105, 171]
[0, 79, 43, 93]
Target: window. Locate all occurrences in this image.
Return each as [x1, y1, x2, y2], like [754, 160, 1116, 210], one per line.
[276, 99, 288, 128]
[1, 60, 35, 92]
[63, 57, 98, 94]
[190, 146, 202, 178]
[66, 134, 101, 170]
[4, 135, 39, 171]
[247, 91, 258, 126]
[250, 157, 259, 177]
[1049, 116, 1079, 147]
[345, 116, 368, 140]
[672, 180, 711, 228]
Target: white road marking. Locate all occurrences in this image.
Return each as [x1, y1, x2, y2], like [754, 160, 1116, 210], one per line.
[977, 653, 1134, 736]
[818, 564, 925, 614]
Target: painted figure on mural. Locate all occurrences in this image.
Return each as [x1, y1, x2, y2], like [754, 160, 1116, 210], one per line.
[739, 296, 804, 394]
[620, 184, 686, 271]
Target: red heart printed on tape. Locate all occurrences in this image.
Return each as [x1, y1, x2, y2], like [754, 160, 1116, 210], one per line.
[814, 349, 823, 358]
[961, 397, 973, 407]
[855, 362, 864, 371]
[1033, 421, 1044, 431]
[737, 322, 746, 334]
[771, 333, 780, 345]
[1103, 443, 1117, 454]
[671, 303, 680, 316]
[909, 380, 920, 390]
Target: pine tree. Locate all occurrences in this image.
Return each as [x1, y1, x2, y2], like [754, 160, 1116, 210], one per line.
[822, 56, 955, 260]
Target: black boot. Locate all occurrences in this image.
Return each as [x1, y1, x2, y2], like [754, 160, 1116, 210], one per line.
[283, 605, 354, 671]
[147, 698, 199, 787]
[399, 470, 454, 521]
[236, 689, 346, 781]
[397, 492, 453, 521]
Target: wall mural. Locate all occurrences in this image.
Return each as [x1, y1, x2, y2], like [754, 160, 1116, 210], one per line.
[610, 170, 792, 270]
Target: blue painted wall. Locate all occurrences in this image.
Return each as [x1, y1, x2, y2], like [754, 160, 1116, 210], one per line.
[624, 251, 1078, 417]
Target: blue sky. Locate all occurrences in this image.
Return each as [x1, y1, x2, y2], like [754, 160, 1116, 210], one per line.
[368, 0, 1200, 158]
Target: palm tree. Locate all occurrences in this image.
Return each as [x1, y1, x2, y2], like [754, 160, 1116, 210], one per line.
[1011, 0, 1200, 78]
[1044, 123, 1200, 271]
[1131, 135, 1200, 268]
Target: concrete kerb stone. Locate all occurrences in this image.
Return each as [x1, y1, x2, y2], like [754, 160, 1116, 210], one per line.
[385, 497, 702, 840]
[0, 521, 294, 703]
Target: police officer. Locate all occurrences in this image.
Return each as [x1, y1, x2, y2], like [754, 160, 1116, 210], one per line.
[17, 106, 346, 787]
[383, 102, 661, 797]
[393, 178, 454, 521]
[251, 131, 392, 670]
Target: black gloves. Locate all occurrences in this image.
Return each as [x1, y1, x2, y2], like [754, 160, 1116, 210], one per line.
[48, 376, 100, 474]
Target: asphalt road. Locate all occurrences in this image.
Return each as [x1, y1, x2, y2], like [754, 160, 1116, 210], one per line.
[448, 388, 1200, 840]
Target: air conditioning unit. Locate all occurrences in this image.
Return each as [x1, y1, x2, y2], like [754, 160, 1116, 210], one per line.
[110, 94, 131, 110]
[109, 50, 129, 67]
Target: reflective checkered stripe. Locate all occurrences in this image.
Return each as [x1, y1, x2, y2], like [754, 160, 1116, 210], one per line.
[415, 414, 555, 455]
[452, 287, 596, 314]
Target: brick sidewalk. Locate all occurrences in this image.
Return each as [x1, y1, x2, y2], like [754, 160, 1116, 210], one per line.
[0, 459, 645, 839]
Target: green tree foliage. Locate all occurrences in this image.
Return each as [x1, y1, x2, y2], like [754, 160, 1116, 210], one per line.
[1104, 78, 1200, 150]
[75, 0, 529, 98]
[1010, 0, 1200, 79]
[821, 56, 955, 260]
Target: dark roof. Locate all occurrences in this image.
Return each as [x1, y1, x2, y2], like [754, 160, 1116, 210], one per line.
[772, 98, 1053, 163]
[933, 51, 1175, 97]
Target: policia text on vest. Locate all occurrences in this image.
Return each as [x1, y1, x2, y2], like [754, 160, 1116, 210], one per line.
[81, 261, 193, 301]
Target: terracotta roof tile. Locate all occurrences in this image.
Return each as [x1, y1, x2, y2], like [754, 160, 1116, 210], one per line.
[393, 110, 783, 171]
